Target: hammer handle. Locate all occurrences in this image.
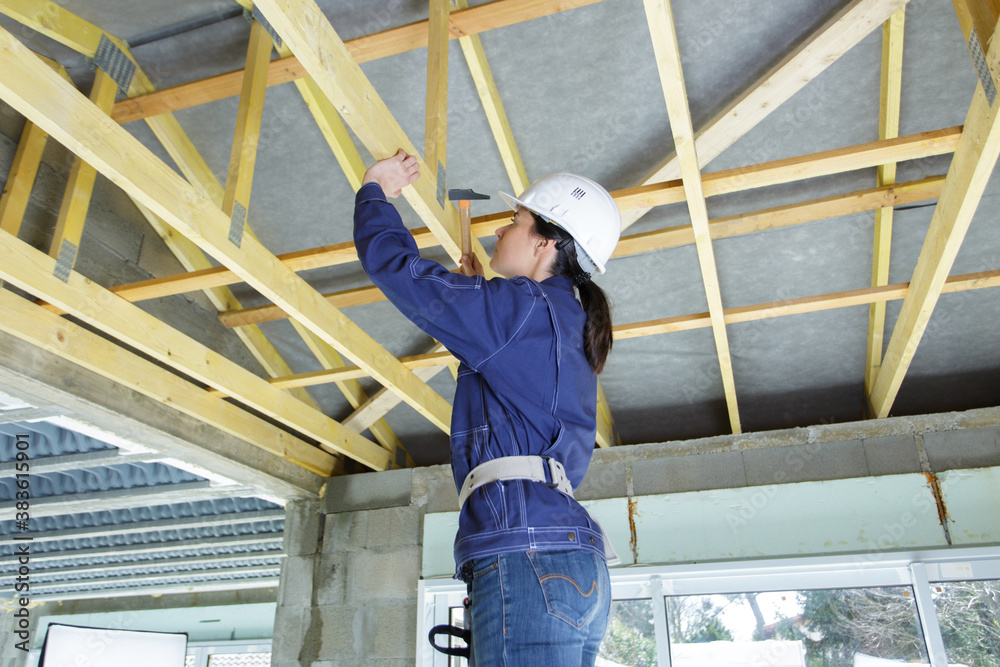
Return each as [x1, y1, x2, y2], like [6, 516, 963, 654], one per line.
[459, 200, 472, 258]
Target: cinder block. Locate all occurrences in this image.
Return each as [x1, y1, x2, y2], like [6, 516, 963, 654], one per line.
[284, 500, 323, 556]
[277, 555, 316, 608]
[325, 468, 413, 513]
[864, 435, 922, 476]
[743, 439, 868, 486]
[324, 511, 368, 552]
[922, 427, 1000, 471]
[364, 506, 421, 549]
[632, 450, 746, 495]
[417, 466, 460, 514]
[576, 457, 628, 500]
[271, 606, 310, 663]
[373, 605, 418, 659]
[318, 604, 361, 659]
[316, 550, 349, 606]
[348, 547, 420, 603]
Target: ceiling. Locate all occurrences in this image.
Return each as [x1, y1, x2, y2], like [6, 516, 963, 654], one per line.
[0, 0, 999, 482]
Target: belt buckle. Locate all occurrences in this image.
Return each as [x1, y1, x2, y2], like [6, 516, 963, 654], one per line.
[540, 456, 558, 488]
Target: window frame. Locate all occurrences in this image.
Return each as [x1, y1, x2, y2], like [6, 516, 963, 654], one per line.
[418, 545, 1000, 666]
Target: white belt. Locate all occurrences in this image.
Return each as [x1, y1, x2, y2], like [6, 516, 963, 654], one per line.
[458, 455, 621, 565]
[458, 456, 572, 509]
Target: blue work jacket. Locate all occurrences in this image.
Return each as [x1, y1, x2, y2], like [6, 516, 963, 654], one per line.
[354, 183, 607, 577]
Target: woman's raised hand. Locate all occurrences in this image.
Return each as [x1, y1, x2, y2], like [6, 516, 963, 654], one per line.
[459, 253, 486, 277]
[361, 149, 420, 197]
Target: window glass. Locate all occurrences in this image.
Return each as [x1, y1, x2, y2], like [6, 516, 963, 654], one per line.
[931, 579, 1000, 667]
[599, 598, 657, 667]
[665, 587, 928, 666]
[448, 605, 468, 667]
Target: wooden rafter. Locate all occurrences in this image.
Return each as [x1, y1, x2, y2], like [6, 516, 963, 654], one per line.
[643, 0, 740, 433]
[222, 18, 273, 223]
[0, 288, 334, 477]
[868, 13, 1000, 417]
[0, 24, 453, 436]
[622, 0, 910, 230]
[865, 8, 906, 399]
[210, 268, 1000, 391]
[47, 69, 118, 272]
[77, 127, 960, 312]
[216, 175, 945, 329]
[425, 0, 450, 182]
[109, 0, 608, 124]
[0, 118, 47, 236]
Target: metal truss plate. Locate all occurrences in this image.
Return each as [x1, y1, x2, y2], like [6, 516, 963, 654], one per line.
[54, 240, 78, 282]
[94, 34, 135, 94]
[229, 201, 247, 247]
[969, 29, 997, 107]
[436, 163, 446, 209]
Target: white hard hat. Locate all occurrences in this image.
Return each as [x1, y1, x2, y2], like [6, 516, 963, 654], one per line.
[499, 173, 621, 274]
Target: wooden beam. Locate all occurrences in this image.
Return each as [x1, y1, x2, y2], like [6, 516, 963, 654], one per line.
[869, 15, 1000, 417]
[108, 0, 608, 124]
[221, 18, 273, 224]
[0, 26, 452, 438]
[613, 176, 944, 259]
[622, 0, 911, 230]
[595, 380, 620, 447]
[454, 0, 529, 192]
[425, 0, 450, 183]
[212, 175, 944, 328]
[866, 8, 906, 398]
[0, 118, 47, 236]
[83, 127, 960, 310]
[244, 269, 1000, 388]
[209, 349, 458, 394]
[643, 0, 741, 433]
[46, 69, 118, 272]
[0, 287, 334, 476]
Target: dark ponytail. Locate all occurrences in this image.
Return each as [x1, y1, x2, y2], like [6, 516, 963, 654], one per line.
[531, 213, 613, 374]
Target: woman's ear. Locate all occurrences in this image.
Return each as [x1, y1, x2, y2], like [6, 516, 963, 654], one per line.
[534, 237, 557, 256]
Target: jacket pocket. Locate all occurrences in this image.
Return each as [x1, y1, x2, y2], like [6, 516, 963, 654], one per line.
[528, 550, 603, 629]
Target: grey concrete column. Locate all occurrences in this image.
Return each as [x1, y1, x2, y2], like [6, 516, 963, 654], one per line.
[272, 468, 423, 667]
[272, 498, 323, 667]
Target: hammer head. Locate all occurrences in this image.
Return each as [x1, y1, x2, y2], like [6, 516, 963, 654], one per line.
[448, 189, 490, 201]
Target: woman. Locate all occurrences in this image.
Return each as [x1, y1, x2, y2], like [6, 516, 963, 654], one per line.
[354, 149, 621, 666]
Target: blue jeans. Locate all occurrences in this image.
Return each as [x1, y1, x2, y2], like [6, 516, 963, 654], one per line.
[465, 550, 611, 667]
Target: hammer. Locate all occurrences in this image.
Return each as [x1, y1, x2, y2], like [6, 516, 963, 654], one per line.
[448, 189, 490, 258]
